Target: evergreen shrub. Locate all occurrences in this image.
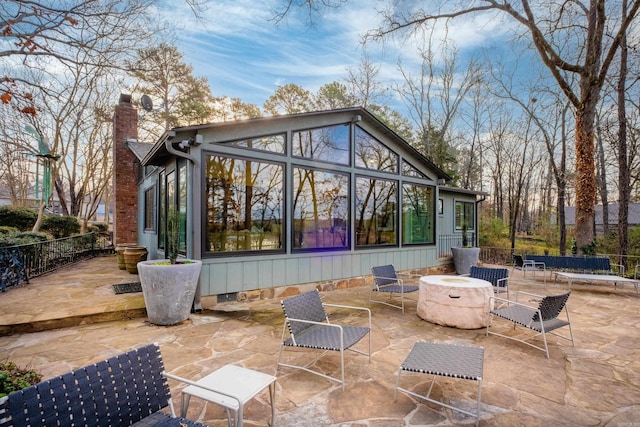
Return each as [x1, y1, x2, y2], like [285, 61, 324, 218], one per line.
[0, 206, 38, 231]
[41, 215, 80, 238]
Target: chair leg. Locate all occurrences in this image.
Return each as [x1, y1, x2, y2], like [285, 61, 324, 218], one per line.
[475, 379, 482, 427]
[340, 341, 345, 391]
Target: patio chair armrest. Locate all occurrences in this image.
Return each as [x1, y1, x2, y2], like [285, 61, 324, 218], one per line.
[489, 295, 539, 312]
[496, 277, 508, 287]
[397, 272, 422, 280]
[286, 317, 359, 335]
[611, 263, 625, 276]
[527, 260, 545, 268]
[323, 303, 372, 326]
[488, 295, 510, 306]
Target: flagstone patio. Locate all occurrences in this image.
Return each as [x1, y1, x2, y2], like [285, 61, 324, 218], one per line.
[0, 255, 639, 426]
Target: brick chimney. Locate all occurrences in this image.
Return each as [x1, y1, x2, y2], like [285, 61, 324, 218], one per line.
[112, 94, 138, 245]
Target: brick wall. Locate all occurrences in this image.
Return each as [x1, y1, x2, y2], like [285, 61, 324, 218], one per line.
[113, 94, 138, 245]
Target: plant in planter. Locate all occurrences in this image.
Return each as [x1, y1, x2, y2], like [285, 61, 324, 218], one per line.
[451, 222, 480, 275]
[166, 207, 180, 264]
[137, 207, 202, 326]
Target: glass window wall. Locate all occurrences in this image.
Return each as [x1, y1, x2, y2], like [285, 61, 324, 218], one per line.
[292, 167, 349, 250]
[225, 134, 285, 154]
[402, 184, 434, 244]
[205, 154, 284, 253]
[355, 177, 398, 247]
[292, 124, 350, 165]
[355, 126, 398, 172]
[455, 200, 475, 230]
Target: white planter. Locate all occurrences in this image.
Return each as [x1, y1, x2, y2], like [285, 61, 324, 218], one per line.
[451, 247, 480, 275]
[137, 260, 202, 326]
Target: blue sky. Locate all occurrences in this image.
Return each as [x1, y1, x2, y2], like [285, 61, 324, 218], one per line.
[160, 1, 515, 113]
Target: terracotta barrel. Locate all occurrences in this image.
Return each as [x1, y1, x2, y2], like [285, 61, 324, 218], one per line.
[115, 243, 137, 270]
[123, 246, 148, 274]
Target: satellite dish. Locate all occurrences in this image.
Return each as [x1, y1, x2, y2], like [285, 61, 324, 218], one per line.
[140, 95, 153, 112]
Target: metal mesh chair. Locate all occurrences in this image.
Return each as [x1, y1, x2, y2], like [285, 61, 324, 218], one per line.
[487, 291, 574, 358]
[468, 266, 509, 299]
[512, 254, 546, 283]
[395, 341, 485, 427]
[370, 264, 419, 313]
[277, 289, 371, 390]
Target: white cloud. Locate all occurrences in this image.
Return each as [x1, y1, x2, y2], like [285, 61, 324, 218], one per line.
[158, 0, 514, 113]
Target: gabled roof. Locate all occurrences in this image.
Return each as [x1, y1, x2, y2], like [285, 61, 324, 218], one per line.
[141, 107, 451, 181]
[564, 203, 640, 226]
[127, 141, 154, 162]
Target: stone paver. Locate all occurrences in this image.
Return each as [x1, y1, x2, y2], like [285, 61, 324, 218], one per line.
[1, 256, 640, 426]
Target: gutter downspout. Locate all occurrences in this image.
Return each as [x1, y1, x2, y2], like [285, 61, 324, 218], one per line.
[475, 194, 486, 247]
[164, 131, 199, 166]
[163, 131, 201, 310]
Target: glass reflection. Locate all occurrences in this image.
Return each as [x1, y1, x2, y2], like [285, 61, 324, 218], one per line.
[293, 167, 349, 249]
[205, 155, 283, 252]
[292, 124, 350, 165]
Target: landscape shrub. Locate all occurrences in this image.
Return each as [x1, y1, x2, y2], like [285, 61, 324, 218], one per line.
[0, 206, 38, 231]
[479, 217, 510, 248]
[0, 231, 49, 247]
[0, 361, 42, 398]
[41, 215, 80, 238]
[0, 226, 18, 235]
[88, 223, 109, 232]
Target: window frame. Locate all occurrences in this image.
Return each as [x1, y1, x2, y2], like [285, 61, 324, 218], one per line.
[354, 175, 399, 248]
[203, 151, 286, 256]
[291, 123, 351, 166]
[143, 185, 156, 232]
[454, 200, 475, 231]
[291, 165, 350, 252]
[401, 183, 435, 245]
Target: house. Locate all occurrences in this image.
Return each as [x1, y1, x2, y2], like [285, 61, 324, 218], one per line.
[564, 203, 640, 235]
[112, 94, 483, 303]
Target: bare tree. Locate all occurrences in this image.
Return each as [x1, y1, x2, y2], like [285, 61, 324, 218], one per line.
[1, 1, 160, 113]
[616, 0, 631, 267]
[393, 28, 482, 183]
[344, 55, 388, 109]
[278, 0, 640, 253]
[369, 0, 640, 253]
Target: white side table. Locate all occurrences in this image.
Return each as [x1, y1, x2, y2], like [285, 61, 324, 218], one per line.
[180, 364, 276, 427]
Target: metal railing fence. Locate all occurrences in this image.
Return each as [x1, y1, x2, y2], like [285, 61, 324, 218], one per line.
[1, 232, 114, 281]
[437, 233, 475, 258]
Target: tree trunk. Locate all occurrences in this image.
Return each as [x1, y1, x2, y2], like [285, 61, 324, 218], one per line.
[32, 200, 46, 233]
[595, 113, 609, 235]
[558, 103, 569, 255]
[617, 0, 630, 271]
[574, 108, 597, 254]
